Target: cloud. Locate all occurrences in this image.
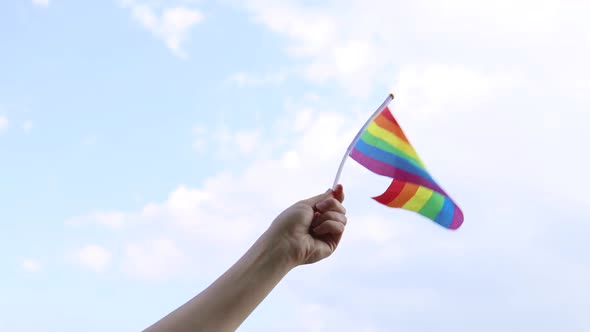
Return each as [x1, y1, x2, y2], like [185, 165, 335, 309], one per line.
[393, 64, 518, 115]
[0, 116, 8, 133]
[235, 0, 589, 98]
[74, 245, 112, 273]
[192, 125, 262, 158]
[238, 0, 375, 95]
[32, 0, 49, 7]
[234, 129, 262, 155]
[21, 258, 42, 272]
[122, 1, 204, 58]
[122, 238, 187, 281]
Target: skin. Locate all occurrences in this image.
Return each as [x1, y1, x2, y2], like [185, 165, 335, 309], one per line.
[144, 184, 347, 332]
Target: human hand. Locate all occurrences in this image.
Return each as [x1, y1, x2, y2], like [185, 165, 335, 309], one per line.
[263, 184, 347, 267]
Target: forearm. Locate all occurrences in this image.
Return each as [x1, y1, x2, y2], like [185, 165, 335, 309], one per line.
[143, 186, 346, 331]
[144, 232, 295, 332]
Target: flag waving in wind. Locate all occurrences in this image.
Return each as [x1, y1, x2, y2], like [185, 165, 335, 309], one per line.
[333, 94, 464, 230]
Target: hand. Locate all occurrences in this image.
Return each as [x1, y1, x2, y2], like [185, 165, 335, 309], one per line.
[263, 184, 347, 267]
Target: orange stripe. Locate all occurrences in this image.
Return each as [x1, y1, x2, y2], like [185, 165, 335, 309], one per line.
[387, 182, 419, 207]
[375, 111, 410, 144]
[373, 179, 405, 205]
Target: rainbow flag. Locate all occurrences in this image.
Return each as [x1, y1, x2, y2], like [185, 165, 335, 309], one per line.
[349, 95, 463, 229]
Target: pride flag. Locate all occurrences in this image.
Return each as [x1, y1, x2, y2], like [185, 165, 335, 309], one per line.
[346, 94, 463, 229]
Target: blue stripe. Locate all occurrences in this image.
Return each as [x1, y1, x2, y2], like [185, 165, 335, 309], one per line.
[355, 139, 434, 183]
[434, 197, 455, 228]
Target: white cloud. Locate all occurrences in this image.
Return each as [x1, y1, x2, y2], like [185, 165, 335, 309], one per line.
[122, 1, 203, 58]
[68, 183, 257, 253]
[75, 245, 112, 273]
[21, 258, 42, 272]
[281, 150, 300, 170]
[0, 116, 8, 133]
[293, 107, 313, 132]
[23, 120, 33, 133]
[234, 129, 261, 155]
[236, 0, 590, 97]
[243, 1, 338, 58]
[122, 238, 186, 281]
[193, 125, 262, 158]
[238, 0, 376, 95]
[394, 65, 515, 111]
[32, 0, 49, 7]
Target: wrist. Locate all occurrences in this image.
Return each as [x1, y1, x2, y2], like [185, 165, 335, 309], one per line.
[255, 230, 299, 272]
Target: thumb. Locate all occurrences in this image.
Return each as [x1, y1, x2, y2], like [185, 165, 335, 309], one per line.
[301, 188, 334, 206]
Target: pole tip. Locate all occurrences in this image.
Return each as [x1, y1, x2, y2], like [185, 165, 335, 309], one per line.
[389, 93, 395, 99]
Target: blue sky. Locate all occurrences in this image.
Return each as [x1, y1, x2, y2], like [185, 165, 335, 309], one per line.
[1, 0, 589, 331]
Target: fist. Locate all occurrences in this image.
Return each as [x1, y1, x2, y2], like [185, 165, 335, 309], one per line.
[264, 185, 347, 266]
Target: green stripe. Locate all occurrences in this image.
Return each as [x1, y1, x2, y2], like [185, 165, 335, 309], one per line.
[360, 130, 424, 169]
[418, 190, 445, 220]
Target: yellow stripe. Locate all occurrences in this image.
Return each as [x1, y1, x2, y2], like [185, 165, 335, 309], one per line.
[402, 186, 434, 212]
[366, 122, 422, 162]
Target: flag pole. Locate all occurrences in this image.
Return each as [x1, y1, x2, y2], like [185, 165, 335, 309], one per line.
[332, 93, 395, 189]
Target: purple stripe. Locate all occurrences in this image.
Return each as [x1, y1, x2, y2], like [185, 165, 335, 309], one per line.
[351, 148, 447, 196]
[449, 206, 464, 230]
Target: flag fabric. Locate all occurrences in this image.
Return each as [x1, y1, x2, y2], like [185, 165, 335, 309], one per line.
[350, 98, 464, 230]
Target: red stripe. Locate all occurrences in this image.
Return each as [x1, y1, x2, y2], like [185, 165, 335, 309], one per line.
[378, 107, 410, 143]
[373, 179, 405, 205]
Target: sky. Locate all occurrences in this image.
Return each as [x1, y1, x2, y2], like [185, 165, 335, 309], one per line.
[1, 0, 589, 331]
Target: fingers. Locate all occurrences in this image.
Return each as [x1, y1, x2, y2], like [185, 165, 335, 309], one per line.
[301, 184, 345, 206]
[301, 188, 333, 206]
[312, 188, 347, 231]
[332, 184, 345, 203]
[312, 219, 345, 236]
[315, 197, 346, 214]
[311, 211, 347, 228]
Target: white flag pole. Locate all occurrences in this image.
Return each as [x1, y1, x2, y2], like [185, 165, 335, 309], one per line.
[332, 93, 395, 189]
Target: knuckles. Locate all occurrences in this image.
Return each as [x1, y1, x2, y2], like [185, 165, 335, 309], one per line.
[314, 220, 346, 235]
[317, 198, 347, 214]
[316, 211, 347, 225]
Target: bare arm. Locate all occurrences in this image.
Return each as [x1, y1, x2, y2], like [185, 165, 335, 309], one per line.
[144, 185, 347, 332]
